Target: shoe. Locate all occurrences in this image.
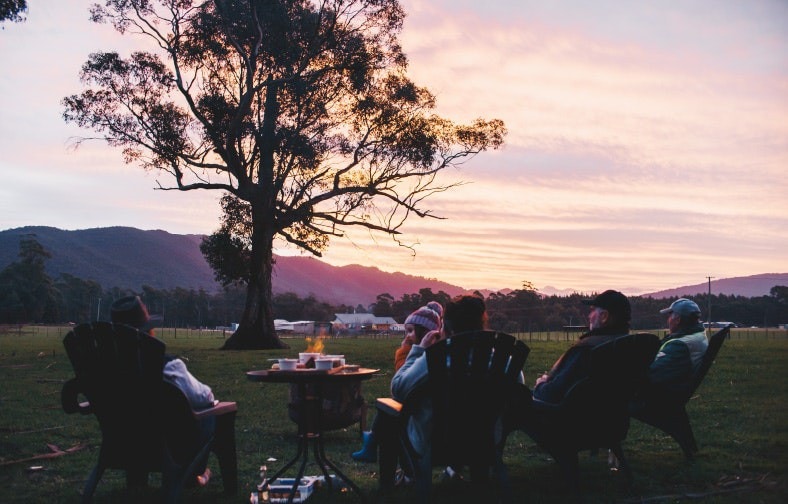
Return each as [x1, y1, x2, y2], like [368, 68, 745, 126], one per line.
[196, 467, 211, 486]
[442, 466, 465, 482]
[351, 431, 377, 462]
[394, 468, 413, 487]
[607, 450, 620, 472]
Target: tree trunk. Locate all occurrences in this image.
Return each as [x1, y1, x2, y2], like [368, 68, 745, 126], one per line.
[221, 221, 287, 350]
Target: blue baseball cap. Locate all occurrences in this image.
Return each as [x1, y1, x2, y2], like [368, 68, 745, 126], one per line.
[659, 298, 701, 316]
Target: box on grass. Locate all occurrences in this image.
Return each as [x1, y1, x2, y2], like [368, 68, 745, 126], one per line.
[267, 476, 317, 503]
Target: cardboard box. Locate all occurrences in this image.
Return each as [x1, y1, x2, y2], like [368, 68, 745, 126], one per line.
[267, 476, 317, 503]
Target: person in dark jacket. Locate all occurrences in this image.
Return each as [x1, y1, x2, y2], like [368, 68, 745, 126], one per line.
[533, 289, 631, 403]
[506, 290, 631, 438]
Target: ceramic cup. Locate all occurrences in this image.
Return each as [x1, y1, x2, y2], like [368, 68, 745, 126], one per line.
[324, 354, 346, 366]
[314, 358, 334, 371]
[278, 358, 298, 370]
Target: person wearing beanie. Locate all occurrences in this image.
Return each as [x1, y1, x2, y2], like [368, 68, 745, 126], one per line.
[386, 296, 486, 468]
[394, 306, 441, 371]
[648, 298, 708, 393]
[352, 304, 442, 464]
[425, 301, 444, 320]
[110, 295, 217, 487]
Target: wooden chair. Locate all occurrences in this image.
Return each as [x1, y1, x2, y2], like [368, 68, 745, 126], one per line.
[525, 333, 659, 490]
[61, 322, 238, 503]
[631, 326, 730, 459]
[377, 330, 530, 503]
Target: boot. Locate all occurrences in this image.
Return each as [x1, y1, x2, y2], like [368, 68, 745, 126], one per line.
[351, 431, 378, 462]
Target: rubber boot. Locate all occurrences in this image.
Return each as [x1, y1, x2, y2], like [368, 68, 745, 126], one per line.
[351, 431, 378, 462]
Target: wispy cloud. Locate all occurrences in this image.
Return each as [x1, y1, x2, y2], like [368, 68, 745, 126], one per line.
[0, 0, 786, 295]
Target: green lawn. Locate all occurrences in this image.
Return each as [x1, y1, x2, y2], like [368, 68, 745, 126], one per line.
[0, 327, 785, 503]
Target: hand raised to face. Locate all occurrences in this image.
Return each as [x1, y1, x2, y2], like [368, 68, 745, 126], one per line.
[419, 329, 444, 348]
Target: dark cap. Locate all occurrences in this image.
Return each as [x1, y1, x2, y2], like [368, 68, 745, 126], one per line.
[110, 295, 160, 331]
[582, 290, 631, 322]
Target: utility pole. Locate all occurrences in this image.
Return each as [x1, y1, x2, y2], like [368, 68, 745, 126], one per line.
[706, 277, 713, 336]
[97, 297, 102, 321]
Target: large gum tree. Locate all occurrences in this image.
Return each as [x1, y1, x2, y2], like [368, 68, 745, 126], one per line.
[63, 0, 506, 349]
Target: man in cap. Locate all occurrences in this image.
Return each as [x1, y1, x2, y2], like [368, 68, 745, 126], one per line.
[532, 289, 632, 403]
[502, 290, 632, 463]
[648, 298, 708, 392]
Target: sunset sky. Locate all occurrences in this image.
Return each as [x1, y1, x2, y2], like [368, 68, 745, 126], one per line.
[1, 1, 786, 295]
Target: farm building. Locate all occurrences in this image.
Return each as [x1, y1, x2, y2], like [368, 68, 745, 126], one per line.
[274, 319, 333, 335]
[331, 313, 399, 335]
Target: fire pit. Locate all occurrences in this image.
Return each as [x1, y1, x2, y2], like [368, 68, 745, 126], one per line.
[288, 337, 366, 431]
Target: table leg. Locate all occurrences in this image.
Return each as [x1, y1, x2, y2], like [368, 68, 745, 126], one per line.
[313, 434, 367, 502]
[260, 434, 309, 504]
[261, 380, 368, 503]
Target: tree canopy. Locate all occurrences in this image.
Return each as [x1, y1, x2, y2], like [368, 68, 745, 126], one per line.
[62, 0, 505, 349]
[0, 235, 59, 323]
[0, 0, 27, 24]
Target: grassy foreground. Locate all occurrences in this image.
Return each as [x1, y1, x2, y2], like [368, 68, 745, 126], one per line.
[0, 327, 786, 503]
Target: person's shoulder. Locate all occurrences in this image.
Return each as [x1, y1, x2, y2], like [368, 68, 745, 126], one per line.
[164, 357, 188, 372]
[577, 333, 616, 347]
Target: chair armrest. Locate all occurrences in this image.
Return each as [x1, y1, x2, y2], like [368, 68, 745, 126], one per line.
[531, 397, 563, 412]
[375, 397, 403, 417]
[194, 401, 238, 419]
[61, 378, 93, 415]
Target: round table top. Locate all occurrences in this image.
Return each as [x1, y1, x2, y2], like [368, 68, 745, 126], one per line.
[246, 367, 380, 383]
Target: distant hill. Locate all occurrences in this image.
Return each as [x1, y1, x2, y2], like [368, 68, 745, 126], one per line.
[2, 226, 784, 305]
[643, 273, 788, 299]
[0, 226, 467, 306]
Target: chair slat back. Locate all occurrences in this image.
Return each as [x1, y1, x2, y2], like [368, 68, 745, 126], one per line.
[563, 333, 659, 442]
[426, 330, 529, 467]
[685, 326, 729, 398]
[62, 322, 173, 466]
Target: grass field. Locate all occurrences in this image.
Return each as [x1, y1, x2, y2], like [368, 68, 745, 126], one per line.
[1, 326, 786, 503]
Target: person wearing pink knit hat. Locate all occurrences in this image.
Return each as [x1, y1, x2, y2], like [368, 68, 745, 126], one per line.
[351, 304, 442, 464]
[394, 306, 441, 370]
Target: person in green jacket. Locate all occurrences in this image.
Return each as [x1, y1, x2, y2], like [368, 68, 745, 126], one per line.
[649, 298, 708, 393]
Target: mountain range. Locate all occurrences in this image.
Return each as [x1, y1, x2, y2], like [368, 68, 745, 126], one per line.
[0, 226, 468, 305]
[641, 273, 787, 299]
[1, 226, 784, 305]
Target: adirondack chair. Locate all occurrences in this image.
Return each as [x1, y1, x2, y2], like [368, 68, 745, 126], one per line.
[526, 333, 659, 490]
[631, 326, 730, 459]
[377, 330, 530, 503]
[61, 322, 238, 503]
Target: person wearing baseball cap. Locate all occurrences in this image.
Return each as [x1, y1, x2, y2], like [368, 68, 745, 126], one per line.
[648, 298, 708, 392]
[502, 290, 633, 454]
[532, 290, 632, 404]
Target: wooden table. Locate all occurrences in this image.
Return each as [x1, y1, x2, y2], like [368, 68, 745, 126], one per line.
[247, 367, 379, 503]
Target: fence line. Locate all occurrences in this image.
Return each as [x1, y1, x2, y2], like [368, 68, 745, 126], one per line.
[7, 325, 788, 342]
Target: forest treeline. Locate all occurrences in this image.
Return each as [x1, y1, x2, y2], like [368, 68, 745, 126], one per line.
[1, 235, 786, 330]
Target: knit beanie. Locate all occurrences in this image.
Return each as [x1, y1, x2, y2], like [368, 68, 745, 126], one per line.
[425, 301, 444, 319]
[404, 306, 440, 331]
